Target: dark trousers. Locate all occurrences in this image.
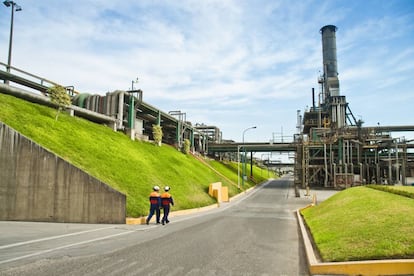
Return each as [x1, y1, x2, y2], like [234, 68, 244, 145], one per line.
[162, 205, 170, 223]
[146, 205, 160, 223]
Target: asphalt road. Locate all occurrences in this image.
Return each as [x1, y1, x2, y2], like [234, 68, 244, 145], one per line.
[0, 176, 317, 276]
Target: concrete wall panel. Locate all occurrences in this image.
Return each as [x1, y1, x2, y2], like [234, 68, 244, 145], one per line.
[0, 122, 126, 223]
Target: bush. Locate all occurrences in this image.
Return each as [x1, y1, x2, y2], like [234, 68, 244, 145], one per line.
[182, 139, 191, 154]
[47, 85, 71, 121]
[152, 124, 163, 146]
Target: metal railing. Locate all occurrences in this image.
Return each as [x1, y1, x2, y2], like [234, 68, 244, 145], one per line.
[0, 62, 78, 96]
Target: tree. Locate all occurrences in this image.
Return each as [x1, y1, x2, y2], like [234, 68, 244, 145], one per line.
[152, 124, 163, 146]
[183, 138, 191, 154]
[48, 85, 71, 121]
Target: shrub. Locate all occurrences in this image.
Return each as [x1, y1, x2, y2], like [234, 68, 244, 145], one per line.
[152, 124, 163, 146]
[182, 138, 191, 154]
[48, 85, 71, 121]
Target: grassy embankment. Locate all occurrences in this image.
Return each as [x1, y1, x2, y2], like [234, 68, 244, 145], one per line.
[301, 185, 414, 262]
[0, 93, 274, 217]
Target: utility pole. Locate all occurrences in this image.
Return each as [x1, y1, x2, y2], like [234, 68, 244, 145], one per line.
[3, 1, 22, 84]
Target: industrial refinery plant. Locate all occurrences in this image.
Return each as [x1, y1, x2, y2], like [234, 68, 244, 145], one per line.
[294, 25, 414, 192]
[1, 25, 413, 195]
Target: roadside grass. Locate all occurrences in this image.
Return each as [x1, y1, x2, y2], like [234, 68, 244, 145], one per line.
[207, 160, 276, 196]
[301, 186, 414, 262]
[0, 93, 270, 217]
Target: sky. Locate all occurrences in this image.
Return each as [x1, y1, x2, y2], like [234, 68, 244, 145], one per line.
[1, 0, 414, 144]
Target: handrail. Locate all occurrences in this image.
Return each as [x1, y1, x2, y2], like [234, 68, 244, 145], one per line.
[0, 62, 79, 95]
[0, 61, 58, 87]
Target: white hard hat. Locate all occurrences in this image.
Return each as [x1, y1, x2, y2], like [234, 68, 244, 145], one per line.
[164, 186, 170, 191]
[153, 185, 160, 191]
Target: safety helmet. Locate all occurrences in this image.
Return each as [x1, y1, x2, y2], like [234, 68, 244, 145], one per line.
[164, 186, 170, 191]
[153, 185, 160, 191]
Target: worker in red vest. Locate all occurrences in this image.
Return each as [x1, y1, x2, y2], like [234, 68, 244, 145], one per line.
[161, 186, 174, 225]
[146, 186, 161, 225]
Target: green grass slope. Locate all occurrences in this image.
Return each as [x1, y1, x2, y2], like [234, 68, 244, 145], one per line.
[0, 93, 270, 217]
[207, 159, 275, 190]
[301, 186, 414, 262]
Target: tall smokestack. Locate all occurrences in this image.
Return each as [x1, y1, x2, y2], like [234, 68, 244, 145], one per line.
[312, 88, 315, 109]
[320, 25, 340, 98]
[320, 25, 347, 129]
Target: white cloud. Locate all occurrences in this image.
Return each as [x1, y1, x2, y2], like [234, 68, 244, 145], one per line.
[1, 0, 414, 141]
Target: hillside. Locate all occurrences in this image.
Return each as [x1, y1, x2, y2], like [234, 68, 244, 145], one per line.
[0, 92, 270, 217]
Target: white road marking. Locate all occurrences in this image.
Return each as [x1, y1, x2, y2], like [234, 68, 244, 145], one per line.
[0, 224, 158, 251]
[0, 229, 138, 265]
[0, 226, 116, 250]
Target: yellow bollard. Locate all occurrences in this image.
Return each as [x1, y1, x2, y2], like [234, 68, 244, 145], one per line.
[221, 186, 229, 202]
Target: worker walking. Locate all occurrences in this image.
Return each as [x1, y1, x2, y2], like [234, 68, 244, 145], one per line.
[161, 186, 174, 225]
[146, 186, 161, 225]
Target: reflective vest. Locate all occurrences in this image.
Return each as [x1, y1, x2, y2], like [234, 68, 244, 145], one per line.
[161, 192, 174, 206]
[149, 191, 160, 205]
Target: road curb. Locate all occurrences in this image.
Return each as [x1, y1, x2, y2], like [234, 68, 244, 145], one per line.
[296, 207, 414, 275]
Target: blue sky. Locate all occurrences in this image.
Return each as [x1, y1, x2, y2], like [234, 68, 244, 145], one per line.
[1, 0, 414, 143]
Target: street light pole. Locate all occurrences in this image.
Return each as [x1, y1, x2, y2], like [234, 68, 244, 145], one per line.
[241, 126, 257, 187]
[3, 1, 22, 84]
[131, 77, 139, 90]
[237, 145, 241, 189]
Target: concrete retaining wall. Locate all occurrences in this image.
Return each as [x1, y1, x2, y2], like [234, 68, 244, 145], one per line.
[0, 122, 126, 223]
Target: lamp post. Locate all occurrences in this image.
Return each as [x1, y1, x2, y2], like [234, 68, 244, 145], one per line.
[241, 126, 256, 187]
[131, 77, 139, 90]
[3, 1, 22, 84]
[237, 145, 241, 189]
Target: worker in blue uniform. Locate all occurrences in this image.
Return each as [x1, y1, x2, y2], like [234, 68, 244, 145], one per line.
[161, 186, 174, 225]
[146, 186, 161, 225]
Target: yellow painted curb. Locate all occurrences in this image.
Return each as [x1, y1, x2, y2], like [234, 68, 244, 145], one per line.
[311, 259, 414, 275]
[126, 217, 146, 225]
[297, 208, 414, 275]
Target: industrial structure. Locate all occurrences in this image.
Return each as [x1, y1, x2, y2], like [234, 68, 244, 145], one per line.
[1, 25, 414, 196]
[294, 25, 414, 192]
[0, 62, 221, 154]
